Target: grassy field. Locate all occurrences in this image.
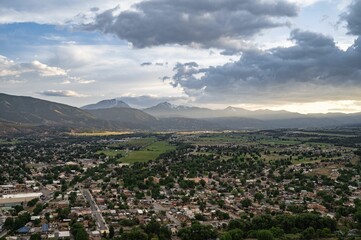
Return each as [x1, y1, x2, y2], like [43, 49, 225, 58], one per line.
[259, 139, 301, 145]
[193, 135, 249, 145]
[0, 139, 18, 145]
[69, 131, 134, 136]
[96, 149, 125, 157]
[121, 141, 176, 164]
[110, 137, 156, 147]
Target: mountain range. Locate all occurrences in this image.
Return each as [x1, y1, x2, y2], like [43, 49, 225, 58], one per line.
[143, 102, 303, 120]
[81, 99, 130, 110]
[1, 93, 361, 134]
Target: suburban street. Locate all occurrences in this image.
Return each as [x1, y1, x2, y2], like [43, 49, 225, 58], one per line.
[153, 202, 181, 226]
[82, 189, 109, 233]
[0, 230, 10, 238]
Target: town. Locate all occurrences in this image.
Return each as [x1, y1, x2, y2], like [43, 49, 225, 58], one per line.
[1, 128, 361, 240]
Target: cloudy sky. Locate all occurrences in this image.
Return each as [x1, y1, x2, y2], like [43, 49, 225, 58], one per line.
[1, 0, 361, 113]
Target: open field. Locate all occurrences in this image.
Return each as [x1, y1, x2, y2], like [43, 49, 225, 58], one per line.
[121, 141, 176, 164]
[68, 131, 134, 136]
[0, 139, 18, 145]
[96, 149, 125, 157]
[109, 137, 157, 148]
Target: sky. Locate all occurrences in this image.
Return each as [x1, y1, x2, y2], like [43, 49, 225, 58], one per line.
[1, 0, 361, 113]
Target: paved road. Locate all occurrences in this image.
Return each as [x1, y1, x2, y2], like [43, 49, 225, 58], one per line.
[153, 202, 181, 226]
[82, 189, 108, 233]
[0, 230, 10, 238]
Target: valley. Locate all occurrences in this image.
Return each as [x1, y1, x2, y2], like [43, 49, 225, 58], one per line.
[1, 128, 361, 239]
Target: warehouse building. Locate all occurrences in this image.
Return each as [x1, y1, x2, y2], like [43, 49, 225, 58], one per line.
[0, 192, 43, 207]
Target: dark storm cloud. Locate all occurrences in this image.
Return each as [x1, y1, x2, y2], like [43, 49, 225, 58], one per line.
[344, 0, 361, 35]
[83, 0, 298, 49]
[170, 30, 361, 104]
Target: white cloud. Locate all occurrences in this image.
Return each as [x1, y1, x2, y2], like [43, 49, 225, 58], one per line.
[287, 0, 323, 7]
[0, 0, 142, 24]
[0, 69, 19, 77]
[68, 76, 96, 84]
[38, 90, 87, 97]
[0, 55, 94, 85]
[31, 60, 67, 76]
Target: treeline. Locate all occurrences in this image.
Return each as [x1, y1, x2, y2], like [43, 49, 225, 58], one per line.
[178, 213, 336, 240]
[103, 213, 337, 240]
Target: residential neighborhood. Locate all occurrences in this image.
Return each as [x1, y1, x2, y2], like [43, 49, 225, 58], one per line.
[1, 129, 361, 239]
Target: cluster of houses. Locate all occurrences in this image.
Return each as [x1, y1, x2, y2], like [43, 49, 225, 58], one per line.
[1, 135, 361, 239]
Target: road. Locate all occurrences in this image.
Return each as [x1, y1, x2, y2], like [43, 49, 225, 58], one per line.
[0, 230, 10, 238]
[82, 189, 109, 233]
[153, 202, 181, 226]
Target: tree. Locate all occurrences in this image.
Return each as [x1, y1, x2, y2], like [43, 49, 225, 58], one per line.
[33, 203, 43, 215]
[45, 212, 51, 222]
[302, 227, 316, 240]
[109, 226, 115, 239]
[159, 225, 172, 240]
[13, 205, 24, 214]
[241, 198, 252, 208]
[119, 228, 148, 240]
[30, 233, 41, 240]
[75, 228, 89, 240]
[257, 230, 274, 240]
[13, 213, 31, 231]
[228, 229, 243, 240]
[220, 233, 232, 240]
[336, 229, 349, 240]
[198, 200, 206, 213]
[199, 179, 206, 187]
[254, 192, 264, 203]
[27, 198, 39, 207]
[145, 219, 161, 236]
[71, 223, 89, 240]
[4, 217, 14, 230]
[178, 222, 217, 240]
[269, 227, 284, 238]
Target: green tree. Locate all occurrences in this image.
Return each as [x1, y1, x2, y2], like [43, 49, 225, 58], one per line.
[120, 228, 148, 240]
[220, 233, 232, 240]
[199, 179, 206, 187]
[109, 225, 115, 239]
[336, 229, 349, 240]
[71, 223, 89, 240]
[4, 217, 14, 230]
[30, 233, 41, 240]
[257, 230, 274, 240]
[75, 228, 89, 240]
[178, 222, 217, 240]
[228, 229, 243, 240]
[145, 219, 161, 236]
[269, 227, 284, 238]
[302, 227, 316, 240]
[254, 192, 264, 203]
[33, 203, 43, 215]
[27, 198, 39, 207]
[241, 198, 252, 208]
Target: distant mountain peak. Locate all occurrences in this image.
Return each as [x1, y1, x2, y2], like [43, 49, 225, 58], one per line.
[224, 106, 250, 113]
[225, 106, 238, 112]
[81, 98, 130, 110]
[158, 102, 173, 107]
[150, 102, 176, 110]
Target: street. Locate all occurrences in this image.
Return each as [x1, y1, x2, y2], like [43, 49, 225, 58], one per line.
[153, 202, 181, 226]
[82, 189, 109, 233]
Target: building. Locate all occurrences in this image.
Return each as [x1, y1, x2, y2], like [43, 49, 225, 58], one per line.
[0, 192, 43, 207]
